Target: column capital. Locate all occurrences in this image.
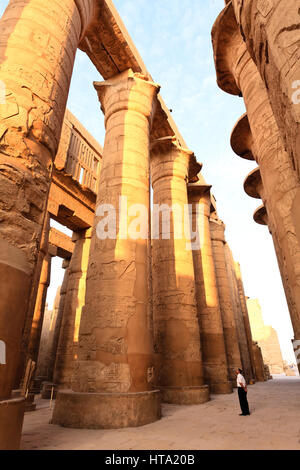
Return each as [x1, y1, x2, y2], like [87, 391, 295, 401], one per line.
[62, 259, 70, 270]
[253, 204, 268, 227]
[212, 1, 249, 95]
[75, 0, 95, 42]
[244, 167, 263, 200]
[72, 227, 93, 242]
[94, 68, 160, 126]
[231, 113, 255, 161]
[48, 244, 58, 258]
[210, 217, 226, 243]
[150, 136, 200, 185]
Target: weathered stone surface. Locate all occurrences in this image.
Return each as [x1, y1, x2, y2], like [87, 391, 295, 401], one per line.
[150, 137, 209, 404]
[252, 342, 267, 382]
[53, 69, 161, 428]
[52, 390, 161, 429]
[212, 1, 300, 372]
[188, 183, 232, 394]
[231, 0, 300, 181]
[247, 298, 285, 375]
[210, 216, 243, 385]
[53, 229, 91, 390]
[224, 245, 255, 383]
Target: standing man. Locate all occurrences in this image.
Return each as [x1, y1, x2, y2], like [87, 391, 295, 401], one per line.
[236, 368, 250, 416]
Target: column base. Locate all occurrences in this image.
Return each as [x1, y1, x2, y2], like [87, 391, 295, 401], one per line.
[0, 397, 25, 450]
[30, 378, 43, 394]
[25, 393, 36, 412]
[41, 382, 57, 399]
[210, 381, 233, 394]
[52, 389, 161, 429]
[160, 386, 210, 405]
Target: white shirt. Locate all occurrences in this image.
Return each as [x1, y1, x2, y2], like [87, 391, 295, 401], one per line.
[237, 373, 246, 388]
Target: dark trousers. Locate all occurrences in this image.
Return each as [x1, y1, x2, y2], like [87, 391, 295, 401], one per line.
[238, 387, 250, 415]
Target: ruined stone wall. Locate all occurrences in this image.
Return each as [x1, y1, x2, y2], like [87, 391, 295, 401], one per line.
[247, 298, 285, 375]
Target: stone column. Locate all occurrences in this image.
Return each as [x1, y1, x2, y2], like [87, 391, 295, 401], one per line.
[224, 244, 255, 383]
[252, 342, 267, 382]
[0, 0, 94, 449]
[150, 137, 209, 405]
[39, 287, 61, 384]
[212, 2, 300, 370]
[53, 229, 91, 391]
[14, 212, 50, 390]
[27, 250, 54, 372]
[41, 261, 70, 398]
[231, 0, 300, 179]
[52, 69, 161, 429]
[188, 183, 232, 394]
[24, 247, 54, 411]
[210, 216, 242, 386]
[234, 261, 257, 378]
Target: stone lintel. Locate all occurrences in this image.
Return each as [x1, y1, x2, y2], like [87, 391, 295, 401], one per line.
[244, 167, 263, 199]
[188, 182, 212, 197]
[254, 204, 268, 226]
[211, 2, 241, 96]
[49, 228, 74, 259]
[48, 169, 95, 231]
[80, 1, 187, 148]
[231, 113, 255, 161]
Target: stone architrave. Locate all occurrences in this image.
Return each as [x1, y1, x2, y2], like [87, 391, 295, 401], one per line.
[188, 183, 232, 394]
[150, 137, 209, 405]
[52, 69, 161, 429]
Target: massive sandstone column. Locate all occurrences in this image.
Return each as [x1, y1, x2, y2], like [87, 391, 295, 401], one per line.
[41, 261, 70, 398]
[52, 69, 161, 429]
[234, 261, 257, 377]
[252, 342, 267, 382]
[212, 1, 300, 370]
[188, 183, 232, 394]
[37, 286, 61, 389]
[14, 212, 50, 390]
[27, 248, 54, 394]
[0, 0, 94, 448]
[210, 216, 242, 386]
[53, 229, 91, 391]
[150, 137, 209, 405]
[231, 0, 300, 181]
[225, 244, 255, 383]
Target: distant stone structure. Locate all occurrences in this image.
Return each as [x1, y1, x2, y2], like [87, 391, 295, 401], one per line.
[247, 299, 285, 376]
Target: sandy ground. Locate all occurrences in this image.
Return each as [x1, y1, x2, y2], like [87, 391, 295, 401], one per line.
[21, 376, 300, 450]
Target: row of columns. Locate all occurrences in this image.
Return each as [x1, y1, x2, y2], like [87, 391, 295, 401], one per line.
[0, 0, 258, 448]
[51, 70, 257, 429]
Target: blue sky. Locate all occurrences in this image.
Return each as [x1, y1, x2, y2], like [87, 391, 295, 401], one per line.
[0, 0, 296, 364]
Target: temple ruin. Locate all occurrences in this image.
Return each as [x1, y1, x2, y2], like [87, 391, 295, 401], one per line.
[0, 0, 299, 450]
